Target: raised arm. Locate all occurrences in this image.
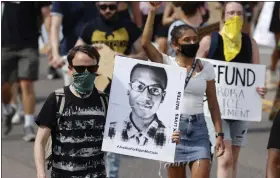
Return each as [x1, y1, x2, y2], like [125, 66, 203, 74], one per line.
[141, 2, 163, 63]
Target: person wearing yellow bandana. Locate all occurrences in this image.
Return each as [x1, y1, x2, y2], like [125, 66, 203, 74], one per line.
[221, 15, 243, 62]
[197, 2, 267, 178]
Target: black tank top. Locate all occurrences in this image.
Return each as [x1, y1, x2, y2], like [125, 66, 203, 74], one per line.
[209, 32, 252, 64]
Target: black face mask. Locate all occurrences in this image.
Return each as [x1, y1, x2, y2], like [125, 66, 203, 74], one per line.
[179, 43, 200, 58]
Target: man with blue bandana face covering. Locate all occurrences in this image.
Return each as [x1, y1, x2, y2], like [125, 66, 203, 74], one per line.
[34, 45, 109, 178]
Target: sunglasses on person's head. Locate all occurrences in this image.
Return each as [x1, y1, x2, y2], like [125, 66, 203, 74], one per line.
[99, 4, 117, 11]
[70, 65, 99, 73]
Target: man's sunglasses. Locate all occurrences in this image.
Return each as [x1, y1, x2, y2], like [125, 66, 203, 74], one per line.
[70, 65, 99, 73]
[99, 4, 117, 11]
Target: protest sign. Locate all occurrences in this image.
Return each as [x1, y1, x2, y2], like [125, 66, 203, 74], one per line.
[102, 56, 186, 162]
[202, 59, 266, 122]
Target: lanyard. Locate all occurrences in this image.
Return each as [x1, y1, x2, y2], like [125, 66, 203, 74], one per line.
[184, 58, 198, 89]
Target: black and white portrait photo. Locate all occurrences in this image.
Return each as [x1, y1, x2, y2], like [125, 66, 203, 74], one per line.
[102, 56, 186, 162]
[108, 63, 168, 147]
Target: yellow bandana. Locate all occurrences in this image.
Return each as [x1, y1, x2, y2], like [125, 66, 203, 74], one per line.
[221, 16, 243, 61]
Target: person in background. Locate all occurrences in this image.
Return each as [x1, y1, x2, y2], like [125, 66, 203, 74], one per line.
[267, 2, 280, 90]
[140, 2, 169, 54]
[1, 1, 52, 141]
[117, 2, 142, 28]
[167, 2, 209, 57]
[266, 109, 280, 178]
[77, 2, 145, 60]
[216, 1, 258, 36]
[197, 2, 267, 178]
[50, 2, 98, 86]
[141, 2, 225, 178]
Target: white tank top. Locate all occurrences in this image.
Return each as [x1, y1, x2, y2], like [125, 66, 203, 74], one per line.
[162, 54, 216, 115]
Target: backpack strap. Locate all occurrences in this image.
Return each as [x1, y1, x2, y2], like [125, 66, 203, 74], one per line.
[45, 88, 65, 170]
[208, 32, 220, 59]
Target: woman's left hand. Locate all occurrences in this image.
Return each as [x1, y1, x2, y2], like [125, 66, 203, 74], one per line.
[171, 130, 180, 144]
[215, 137, 225, 157]
[256, 87, 267, 98]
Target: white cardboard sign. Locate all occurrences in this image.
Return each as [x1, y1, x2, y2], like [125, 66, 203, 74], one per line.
[102, 56, 186, 162]
[202, 59, 266, 122]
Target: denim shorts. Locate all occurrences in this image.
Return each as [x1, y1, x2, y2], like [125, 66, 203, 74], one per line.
[222, 119, 249, 146]
[171, 113, 211, 166]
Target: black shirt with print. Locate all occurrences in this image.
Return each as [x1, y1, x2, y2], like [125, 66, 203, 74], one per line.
[36, 86, 108, 178]
[80, 17, 142, 55]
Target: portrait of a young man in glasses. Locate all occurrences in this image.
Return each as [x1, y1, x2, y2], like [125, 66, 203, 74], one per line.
[108, 63, 168, 147]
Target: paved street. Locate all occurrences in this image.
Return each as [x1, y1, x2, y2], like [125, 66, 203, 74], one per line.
[2, 45, 279, 178]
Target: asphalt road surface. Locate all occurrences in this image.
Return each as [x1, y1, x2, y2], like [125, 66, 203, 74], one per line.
[2, 45, 279, 178]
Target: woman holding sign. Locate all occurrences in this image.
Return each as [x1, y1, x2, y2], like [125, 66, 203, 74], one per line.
[141, 2, 225, 178]
[197, 2, 267, 178]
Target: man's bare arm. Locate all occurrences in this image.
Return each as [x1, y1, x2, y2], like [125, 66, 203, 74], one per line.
[34, 126, 51, 178]
[51, 15, 63, 60]
[41, 6, 52, 59]
[41, 6, 51, 44]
